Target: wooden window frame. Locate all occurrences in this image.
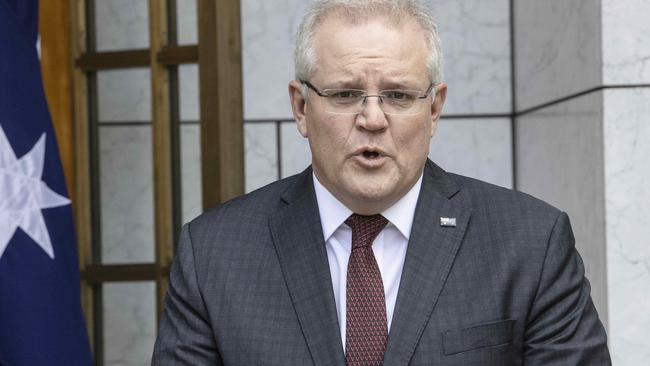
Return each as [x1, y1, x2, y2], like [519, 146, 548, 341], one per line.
[42, 0, 245, 362]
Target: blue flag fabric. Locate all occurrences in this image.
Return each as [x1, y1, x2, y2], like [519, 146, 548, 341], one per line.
[0, 0, 93, 364]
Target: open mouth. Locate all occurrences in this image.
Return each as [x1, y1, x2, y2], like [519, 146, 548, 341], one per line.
[362, 150, 380, 159]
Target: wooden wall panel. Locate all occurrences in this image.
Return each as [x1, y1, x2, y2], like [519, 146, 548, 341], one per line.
[39, 0, 75, 201]
[68, 0, 95, 351]
[198, 0, 245, 208]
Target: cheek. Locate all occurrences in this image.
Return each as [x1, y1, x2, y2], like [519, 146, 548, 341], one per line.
[307, 119, 350, 158]
[315, 114, 351, 140]
[395, 123, 432, 154]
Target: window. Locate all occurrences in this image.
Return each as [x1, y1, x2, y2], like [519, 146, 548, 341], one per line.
[68, 0, 243, 364]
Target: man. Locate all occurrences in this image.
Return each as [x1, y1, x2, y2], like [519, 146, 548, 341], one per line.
[153, 1, 611, 365]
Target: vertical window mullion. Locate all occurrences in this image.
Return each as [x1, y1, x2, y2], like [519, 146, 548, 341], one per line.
[148, 0, 175, 322]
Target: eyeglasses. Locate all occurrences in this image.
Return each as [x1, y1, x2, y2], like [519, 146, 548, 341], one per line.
[301, 80, 435, 115]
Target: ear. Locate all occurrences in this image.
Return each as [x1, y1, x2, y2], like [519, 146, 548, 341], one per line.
[289, 80, 309, 138]
[428, 83, 447, 138]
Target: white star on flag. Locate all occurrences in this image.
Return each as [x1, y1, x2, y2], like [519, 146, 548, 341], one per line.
[0, 124, 71, 260]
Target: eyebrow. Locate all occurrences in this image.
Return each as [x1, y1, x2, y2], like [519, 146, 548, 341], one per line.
[380, 80, 421, 90]
[321, 78, 364, 89]
[319, 74, 426, 90]
[325, 81, 426, 91]
[380, 75, 427, 88]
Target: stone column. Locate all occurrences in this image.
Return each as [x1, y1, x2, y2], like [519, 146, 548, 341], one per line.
[514, 0, 650, 363]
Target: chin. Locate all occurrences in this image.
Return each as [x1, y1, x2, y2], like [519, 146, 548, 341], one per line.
[348, 178, 396, 203]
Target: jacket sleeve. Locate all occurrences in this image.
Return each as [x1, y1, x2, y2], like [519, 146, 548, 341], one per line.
[151, 224, 223, 365]
[523, 211, 611, 365]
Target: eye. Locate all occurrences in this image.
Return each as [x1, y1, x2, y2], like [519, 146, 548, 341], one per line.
[330, 90, 361, 99]
[384, 91, 416, 100]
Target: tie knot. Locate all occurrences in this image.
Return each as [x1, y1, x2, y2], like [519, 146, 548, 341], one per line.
[345, 214, 389, 250]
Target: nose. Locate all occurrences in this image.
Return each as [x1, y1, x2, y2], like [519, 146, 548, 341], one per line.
[356, 96, 388, 131]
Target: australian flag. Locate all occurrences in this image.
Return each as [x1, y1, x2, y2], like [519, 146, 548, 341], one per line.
[0, 0, 93, 364]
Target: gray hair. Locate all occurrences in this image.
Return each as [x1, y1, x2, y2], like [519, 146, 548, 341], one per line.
[294, 0, 444, 85]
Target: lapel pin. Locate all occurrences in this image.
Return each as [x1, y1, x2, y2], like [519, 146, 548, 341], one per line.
[440, 217, 457, 227]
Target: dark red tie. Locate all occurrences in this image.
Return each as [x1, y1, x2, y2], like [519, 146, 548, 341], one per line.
[345, 213, 389, 366]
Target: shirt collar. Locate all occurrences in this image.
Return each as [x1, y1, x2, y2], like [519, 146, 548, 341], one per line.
[313, 174, 352, 242]
[381, 174, 422, 239]
[313, 172, 423, 241]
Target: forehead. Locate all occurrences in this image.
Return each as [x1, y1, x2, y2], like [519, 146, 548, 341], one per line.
[311, 14, 429, 85]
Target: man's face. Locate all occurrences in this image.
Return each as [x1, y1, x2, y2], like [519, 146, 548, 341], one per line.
[289, 15, 447, 214]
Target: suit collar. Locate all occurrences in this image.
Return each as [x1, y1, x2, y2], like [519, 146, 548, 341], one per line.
[383, 160, 471, 366]
[272, 161, 469, 366]
[270, 167, 346, 366]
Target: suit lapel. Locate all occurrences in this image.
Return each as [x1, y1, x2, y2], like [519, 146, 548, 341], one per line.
[383, 160, 472, 366]
[269, 168, 345, 366]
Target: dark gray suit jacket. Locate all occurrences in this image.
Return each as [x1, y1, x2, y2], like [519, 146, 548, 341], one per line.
[152, 160, 611, 365]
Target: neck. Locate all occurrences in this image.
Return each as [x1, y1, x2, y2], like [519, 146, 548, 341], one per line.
[313, 169, 422, 215]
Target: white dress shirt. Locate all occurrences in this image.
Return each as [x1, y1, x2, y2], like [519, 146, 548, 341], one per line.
[312, 173, 423, 350]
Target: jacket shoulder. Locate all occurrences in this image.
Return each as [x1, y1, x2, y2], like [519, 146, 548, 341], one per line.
[448, 173, 562, 223]
[186, 173, 300, 238]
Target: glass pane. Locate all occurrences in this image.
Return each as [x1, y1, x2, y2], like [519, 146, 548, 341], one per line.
[179, 64, 199, 121]
[97, 69, 151, 122]
[99, 125, 155, 264]
[177, 0, 198, 45]
[95, 0, 150, 51]
[103, 282, 156, 366]
[180, 124, 202, 223]
[280, 121, 311, 178]
[244, 122, 278, 193]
